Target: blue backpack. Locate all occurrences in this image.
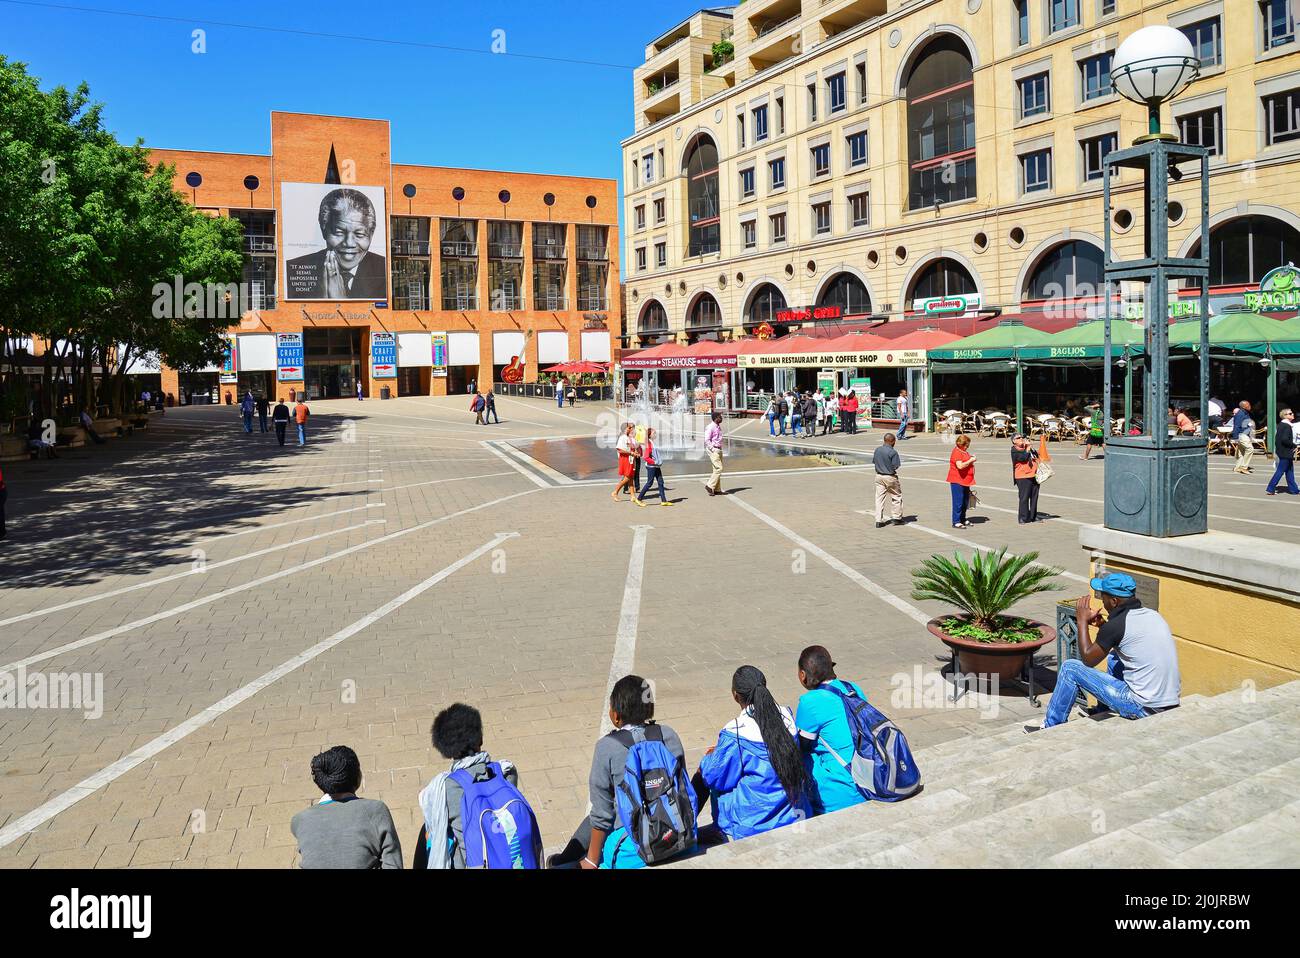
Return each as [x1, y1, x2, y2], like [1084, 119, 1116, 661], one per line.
[821, 684, 921, 802]
[613, 724, 698, 865]
[447, 762, 542, 869]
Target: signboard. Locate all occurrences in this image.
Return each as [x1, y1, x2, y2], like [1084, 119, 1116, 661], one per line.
[621, 354, 738, 369]
[1122, 299, 1201, 320]
[1244, 264, 1300, 314]
[281, 183, 388, 301]
[739, 349, 926, 369]
[755, 322, 775, 339]
[219, 334, 238, 384]
[817, 370, 837, 397]
[432, 332, 448, 369]
[776, 305, 842, 323]
[276, 332, 304, 382]
[914, 293, 981, 317]
[370, 331, 397, 379]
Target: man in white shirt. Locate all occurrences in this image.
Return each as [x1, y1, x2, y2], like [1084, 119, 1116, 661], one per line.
[896, 388, 910, 440]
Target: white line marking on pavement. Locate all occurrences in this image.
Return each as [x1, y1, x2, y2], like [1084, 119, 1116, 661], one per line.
[0, 519, 385, 628]
[601, 524, 652, 735]
[1, 488, 539, 671]
[0, 532, 518, 852]
[481, 442, 550, 488]
[381, 471, 515, 493]
[729, 495, 931, 626]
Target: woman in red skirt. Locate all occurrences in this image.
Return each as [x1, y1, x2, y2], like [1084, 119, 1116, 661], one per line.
[612, 422, 638, 500]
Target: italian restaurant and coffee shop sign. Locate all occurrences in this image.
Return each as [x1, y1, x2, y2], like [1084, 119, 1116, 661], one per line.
[740, 348, 926, 368]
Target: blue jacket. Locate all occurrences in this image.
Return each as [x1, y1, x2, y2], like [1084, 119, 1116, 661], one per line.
[1230, 408, 1253, 439]
[699, 706, 812, 839]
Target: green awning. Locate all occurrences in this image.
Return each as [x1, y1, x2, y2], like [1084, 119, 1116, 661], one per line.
[1168, 312, 1300, 354]
[927, 321, 1057, 361]
[1017, 319, 1149, 360]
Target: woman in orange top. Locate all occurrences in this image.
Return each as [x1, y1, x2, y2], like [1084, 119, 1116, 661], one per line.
[947, 434, 977, 529]
[1011, 433, 1040, 523]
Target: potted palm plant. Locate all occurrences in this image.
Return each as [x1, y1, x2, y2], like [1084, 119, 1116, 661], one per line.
[911, 548, 1063, 680]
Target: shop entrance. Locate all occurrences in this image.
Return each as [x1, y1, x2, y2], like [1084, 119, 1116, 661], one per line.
[303, 327, 363, 399]
[237, 370, 275, 400]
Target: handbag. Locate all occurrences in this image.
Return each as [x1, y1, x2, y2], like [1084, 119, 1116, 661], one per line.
[1035, 461, 1055, 484]
[968, 487, 980, 509]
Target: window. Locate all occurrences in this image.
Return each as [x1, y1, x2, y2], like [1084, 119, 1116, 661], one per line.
[643, 153, 654, 182]
[740, 167, 756, 198]
[754, 105, 769, 142]
[1100, 0, 1115, 14]
[1189, 215, 1300, 286]
[770, 212, 787, 244]
[1178, 108, 1222, 156]
[1264, 89, 1300, 145]
[635, 247, 646, 272]
[849, 192, 870, 228]
[1181, 18, 1222, 68]
[638, 301, 668, 336]
[1020, 72, 1051, 118]
[742, 220, 757, 249]
[813, 201, 832, 236]
[655, 241, 667, 267]
[856, 61, 867, 104]
[812, 143, 831, 178]
[631, 159, 639, 189]
[808, 82, 818, 123]
[1021, 148, 1052, 192]
[769, 156, 786, 190]
[828, 72, 847, 114]
[688, 294, 722, 330]
[818, 272, 872, 315]
[1081, 132, 1118, 180]
[847, 130, 869, 168]
[1024, 241, 1104, 300]
[634, 205, 646, 231]
[1080, 53, 1113, 102]
[776, 95, 785, 135]
[1262, 0, 1296, 49]
[748, 283, 788, 325]
[910, 258, 977, 302]
[685, 135, 720, 257]
[1015, 0, 1030, 46]
[906, 37, 977, 209]
[737, 113, 746, 150]
[653, 197, 665, 224]
[1050, 0, 1080, 33]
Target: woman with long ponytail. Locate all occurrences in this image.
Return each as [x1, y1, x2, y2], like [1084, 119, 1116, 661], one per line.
[692, 665, 813, 842]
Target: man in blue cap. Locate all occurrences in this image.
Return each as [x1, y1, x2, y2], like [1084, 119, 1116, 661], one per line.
[1030, 572, 1180, 731]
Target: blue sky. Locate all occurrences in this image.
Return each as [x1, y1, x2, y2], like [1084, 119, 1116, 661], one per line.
[4, 0, 723, 193]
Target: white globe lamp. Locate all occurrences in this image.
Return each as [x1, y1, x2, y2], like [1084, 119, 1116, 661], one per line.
[1109, 26, 1200, 142]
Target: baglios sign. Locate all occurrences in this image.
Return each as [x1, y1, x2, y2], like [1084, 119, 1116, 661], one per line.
[1244, 264, 1300, 313]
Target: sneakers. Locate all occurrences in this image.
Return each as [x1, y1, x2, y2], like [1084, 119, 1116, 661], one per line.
[634, 498, 647, 508]
[1022, 722, 1043, 735]
[660, 501, 675, 507]
[875, 521, 886, 529]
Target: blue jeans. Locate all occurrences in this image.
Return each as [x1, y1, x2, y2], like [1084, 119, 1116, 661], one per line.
[767, 413, 777, 436]
[296, 423, 306, 446]
[896, 418, 908, 440]
[1266, 458, 1298, 494]
[556, 392, 564, 408]
[637, 466, 666, 502]
[243, 412, 253, 433]
[949, 483, 970, 526]
[1044, 657, 1147, 727]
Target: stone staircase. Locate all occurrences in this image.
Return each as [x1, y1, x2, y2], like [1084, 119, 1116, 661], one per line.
[675, 681, 1300, 868]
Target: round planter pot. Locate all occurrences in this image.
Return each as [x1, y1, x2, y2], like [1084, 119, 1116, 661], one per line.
[927, 617, 1056, 681]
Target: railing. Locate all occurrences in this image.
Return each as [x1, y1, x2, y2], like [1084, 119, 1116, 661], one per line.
[535, 290, 568, 310]
[578, 290, 608, 310]
[246, 294, 276, 311]
[488, 242, 524, 259]
[577, 245, 608, 261]
[392, 294, 430, 310]
[755, 13, 801, 38]
[392, 239, 430, 256]
[533, 244, 567, 260]
[440, 241, 477, 258]
[442, 292, 478, 310]
[646, 76, 679, 97]
[489, 291, 524, 311]
[243, 235, 276, 253]
[496, 382, 613, 401]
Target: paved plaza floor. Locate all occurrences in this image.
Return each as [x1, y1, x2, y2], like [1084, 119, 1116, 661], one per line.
[1, 395, 1296, 868]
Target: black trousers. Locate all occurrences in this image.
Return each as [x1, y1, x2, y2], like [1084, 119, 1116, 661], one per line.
[1016, 477, 1040, 522]
[274, 422, 287, 446]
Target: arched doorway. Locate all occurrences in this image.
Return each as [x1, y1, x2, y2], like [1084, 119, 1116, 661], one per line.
[684, 134, 720, 257]
[904, 36, 976, 210]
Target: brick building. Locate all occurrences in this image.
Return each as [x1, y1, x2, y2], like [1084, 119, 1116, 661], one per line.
[147, 111, 619, 403]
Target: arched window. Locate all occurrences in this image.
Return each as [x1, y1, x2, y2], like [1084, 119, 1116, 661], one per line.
[1024, 241, 1104, 301]
[746, 283, 787, 325]
[684, 135, 720, 257]
[638, 300, 668, 334]
[687, 293, 722, 330]
[1187, 215, 1300, 287]
[905, 36, 976, 210]
[909, 258, 977, 303]
[817, 272, 872, 316]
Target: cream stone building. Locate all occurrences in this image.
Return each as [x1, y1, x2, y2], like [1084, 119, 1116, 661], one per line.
[620, 0, 1300, 390]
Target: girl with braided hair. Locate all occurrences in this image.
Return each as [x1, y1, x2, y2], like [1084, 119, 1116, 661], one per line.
[692, 665, 812, 842]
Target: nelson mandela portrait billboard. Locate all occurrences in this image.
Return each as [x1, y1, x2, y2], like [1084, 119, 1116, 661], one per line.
[282, 183, 388, 301]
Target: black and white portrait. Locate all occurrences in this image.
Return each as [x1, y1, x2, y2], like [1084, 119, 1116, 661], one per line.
[282, 184, 387, 301]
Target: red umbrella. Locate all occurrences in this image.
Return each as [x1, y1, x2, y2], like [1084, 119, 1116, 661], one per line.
[542, 360, 606, 374]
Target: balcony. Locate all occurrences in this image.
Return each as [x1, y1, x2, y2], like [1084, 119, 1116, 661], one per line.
[488, 242, 524, 259]
[817, 0, 884, 39]
[392, 239, 430, 256]
[440, 241, 477, 258]
[577, 245, 608, 262]
[243, 234, 276, 253]
[442, 290, 478, 311]
[533, 242, 567, 260]
[489, 290, 525, 311]
[534, 288, 568, 311]
[392, 292, 430, 311]
[578, 288, 607, 311]
[644, 70, 680, 102]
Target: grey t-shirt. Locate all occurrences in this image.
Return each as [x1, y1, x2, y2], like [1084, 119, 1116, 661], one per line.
[1095, 600, 1181, 708]
[290, 797, 403, 869]
[588, 723, 686, 832]
[873, 445, 901, 475]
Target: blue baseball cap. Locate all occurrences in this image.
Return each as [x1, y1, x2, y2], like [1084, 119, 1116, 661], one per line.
[1089, 572, 1137, 598]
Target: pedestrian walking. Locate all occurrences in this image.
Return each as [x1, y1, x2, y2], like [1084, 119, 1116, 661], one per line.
[1231, 401, 1256, 474]
[256, 393, 270, 433]
[613, 422, 639, 501]
[775, 393, 788, 437]
[556, 377, 567, 409]
[842, 389, 859, 435]
[802, 393, 817, 438]
[294, 397, 310, 446]
[471, 391, 486, 425]
[1080, 402, 1104, 460]
[635, 426, 673, 507]
[765, 395, 779, 437]
[948, 434, 977, 529]
[815, 389, 826, 435]
[1266, 407, 1298, 496]
[240, 391, 255, 433]
[272, 397, 291, 446]
[896, 388, 910, 440]
[790, 392, 803, 436]
[823, 390, 838, 435]
[567, 383, 577, 407]
[356, 380, 363, 401]
[485, 389, 500, 424]
[872, 433, 903, 527]
[468, 378, 476, 395]
[704, 411, 724, 496]
[1011, 433, 1040, 523]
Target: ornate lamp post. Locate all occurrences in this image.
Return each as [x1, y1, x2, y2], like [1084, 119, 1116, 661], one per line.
[1102, 26, 1210, 536]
